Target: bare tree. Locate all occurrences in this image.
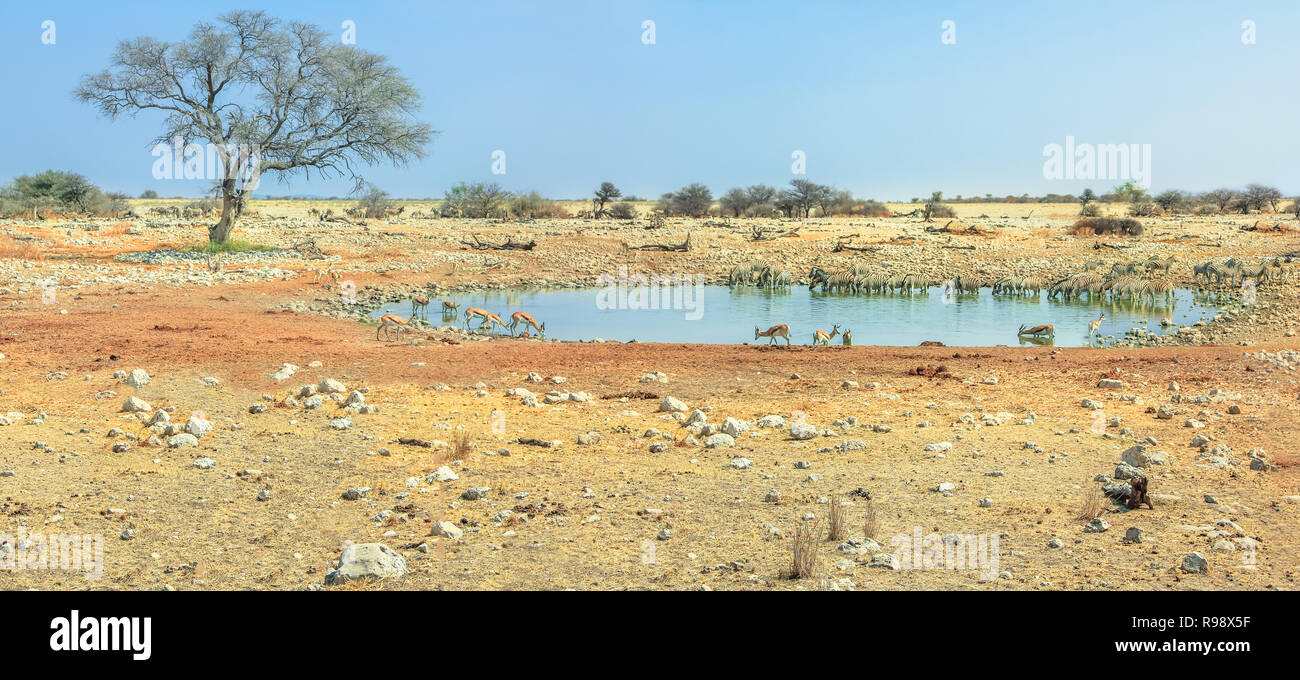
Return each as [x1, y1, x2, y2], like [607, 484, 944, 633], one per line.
[75, 11, 434, 243]
[1243, 184, 1283, 212]
[719, 187, 750, 217]
[1153, 189, 1185, 213]
[1203, 188, 1237, 212]
[781, 179, 827, 218]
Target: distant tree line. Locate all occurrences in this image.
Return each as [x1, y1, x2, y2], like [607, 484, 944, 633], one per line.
[0, 170, 128, 219]
[7, 171, 1297, 223]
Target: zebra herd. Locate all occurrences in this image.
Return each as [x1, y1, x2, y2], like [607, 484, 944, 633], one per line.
[728, 252, 1286, 303]
[728, 261, 794, 287]
[1192, 256, 1282, 287]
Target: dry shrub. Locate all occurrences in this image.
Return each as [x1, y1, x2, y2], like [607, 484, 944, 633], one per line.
[862, 498, 878, 540]
[781, 522, 820, 580]
[0, 235, 44, 260]
[102, 222, 131, 237]
[826, 495, 847, 541]
[452, 430, 473, 460]
[1075, 485, 1106, 521]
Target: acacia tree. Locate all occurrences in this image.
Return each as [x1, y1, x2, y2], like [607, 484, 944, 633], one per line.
[75, 11, 434, 244]
[593, 182, 621, 217]
[1203, 188, 1237, 212]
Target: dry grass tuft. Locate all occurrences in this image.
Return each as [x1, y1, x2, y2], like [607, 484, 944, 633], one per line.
[452, 429, 474, 460]
[102, 222, 131, 237]
[0, 235, 45, 260]
[862, 498, 879, 540]
[781, 522, 820, 580]
[826, 495, 847, 541]
[1076, 485, 1107, 521]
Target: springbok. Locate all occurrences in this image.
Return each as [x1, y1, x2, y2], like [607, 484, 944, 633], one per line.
[376, 313, 415, 342]
[754, 324, 791, 345]
[841, 329, 853, 346]
[313, 264, 340, 287]
[813, 324, 841, 345]
[441, 300, 459, 314]
[411, 296, 429, 320]
[509, 311, 545, 337]
[1017, 323, 1055, 338]
[1089, 313, 1105, 342]
[463, 307, 509, 333]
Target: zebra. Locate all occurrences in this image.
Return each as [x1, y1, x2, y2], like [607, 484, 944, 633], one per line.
[954, 274, 982, 295]
[757, 266, 792, 287]
[1143, 255, 1175, 276]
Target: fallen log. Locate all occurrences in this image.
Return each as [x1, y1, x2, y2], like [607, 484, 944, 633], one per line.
[460, 233, 537, 251]
[625, 233, 692, 251]
[748, 225, 800, 241]
[832, 236, 879, 253]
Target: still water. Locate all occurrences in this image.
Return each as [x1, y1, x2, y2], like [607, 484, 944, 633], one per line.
[372, 286, 1223, 347]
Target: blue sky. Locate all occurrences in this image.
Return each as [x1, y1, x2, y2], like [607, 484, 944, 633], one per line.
[1, 1, 1297, 200]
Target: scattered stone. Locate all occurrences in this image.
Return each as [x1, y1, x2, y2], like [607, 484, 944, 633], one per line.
[166, 433, 198, 448]
[1180, 552, 1209, 574]
[789, 423, 818, 440]
[427, 466, 458, 483]
[432, 521, 463, 539]
[1084, 517, 1110, 533]
[325, 543, 407, 585]
[121, 396, 151, 413]
[704, 433, 735, 448]
[341, 487, 371, 500]
[658, 396, 688, 412]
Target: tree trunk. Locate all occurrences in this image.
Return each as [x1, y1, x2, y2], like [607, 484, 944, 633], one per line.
[208, 180, 239, 244]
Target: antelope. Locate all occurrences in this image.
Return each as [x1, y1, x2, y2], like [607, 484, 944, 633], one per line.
[841, 329, 853, 346]
[411, 296, 429, 320]
[1017, 323, 1055, 338]
[441, 300, 459, 314]
[462, 307, 492, 329]
[376, 313, 414, 342]
[1089, 312, 1105, 341]
[463, 308, 509, 333]
[509, 311, 545, 336]
[813, 324, 841, 345]
[479, 312, 510, 333]
[313, 264, 338, 286]
[754, 324, 790, 345]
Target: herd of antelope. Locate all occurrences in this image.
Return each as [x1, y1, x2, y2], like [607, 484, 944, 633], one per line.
[305, 268, 546, 342]
[376, 299, 546, 342]
[754, 322, 854, 346]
